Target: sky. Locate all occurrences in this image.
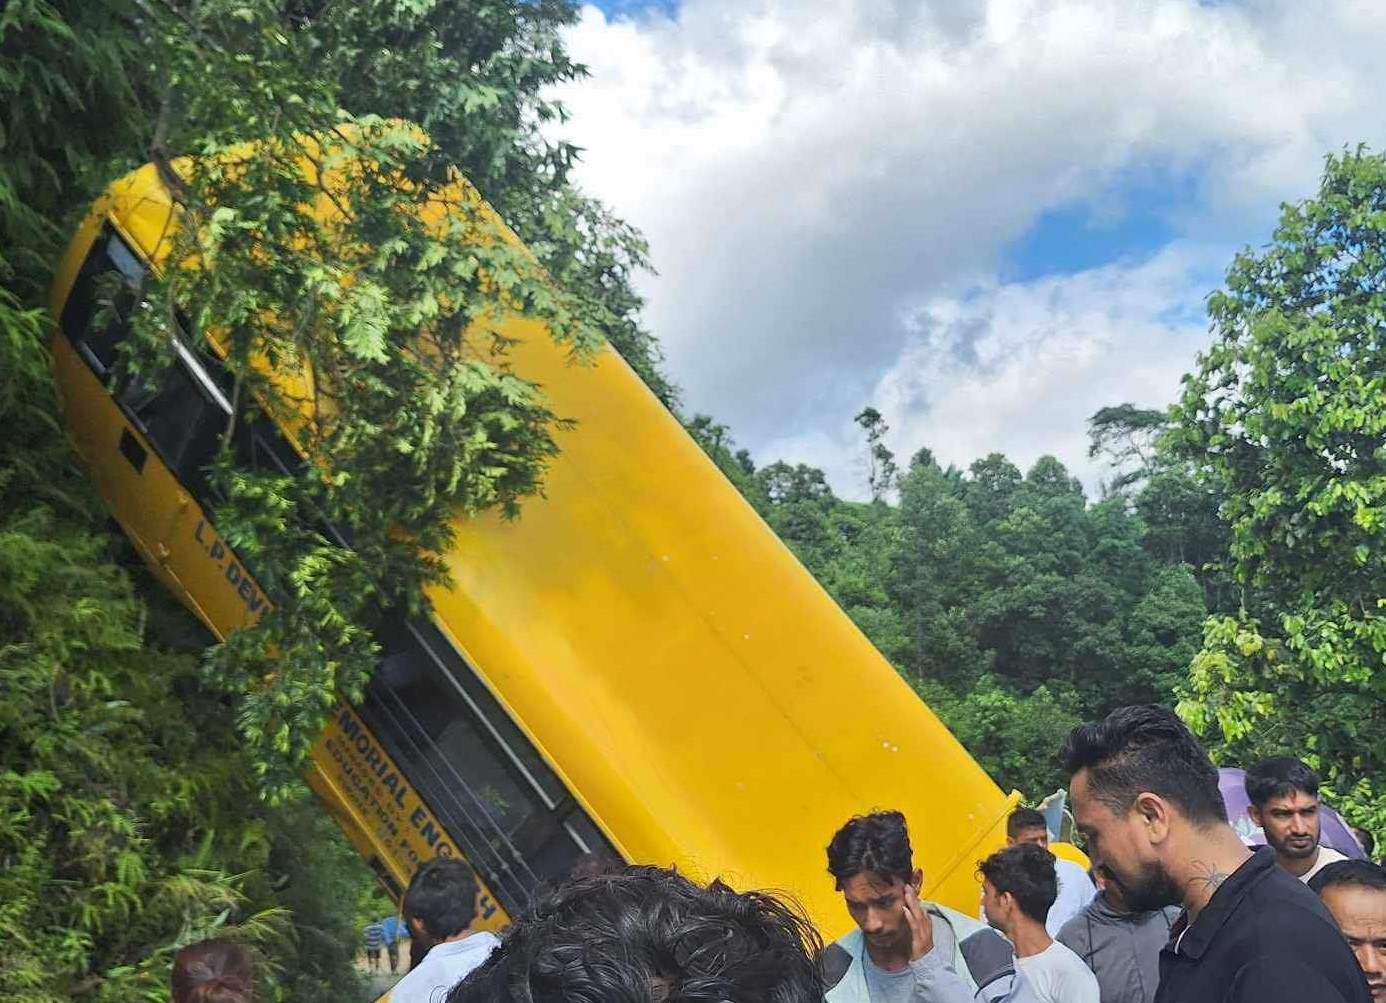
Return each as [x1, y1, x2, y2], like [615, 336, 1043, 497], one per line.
[553, 0, 1386, 499]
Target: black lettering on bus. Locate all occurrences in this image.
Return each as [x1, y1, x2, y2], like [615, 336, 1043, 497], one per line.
[338, 709, 361, 740]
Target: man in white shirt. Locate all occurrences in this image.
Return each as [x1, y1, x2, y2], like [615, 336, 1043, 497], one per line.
[980, 844, 1099, 1003]
[391, 858, 499, 1003]
[1246, 757, 1348, 883]
[1005, 808, 1096, 935]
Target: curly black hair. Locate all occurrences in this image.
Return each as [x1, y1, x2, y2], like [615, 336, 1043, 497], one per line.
[1060, 705, 1227, 826]
[446, 865, 824, 1003]
[825, 810, 914, 888]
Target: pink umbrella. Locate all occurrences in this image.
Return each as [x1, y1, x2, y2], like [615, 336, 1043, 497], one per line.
[1218, 767, 1366, 859]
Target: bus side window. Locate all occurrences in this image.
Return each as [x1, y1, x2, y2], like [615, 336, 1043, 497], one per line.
[360, 616, 618, 914]
[60, 230, 149, 376]
[122, 359, 226, 494]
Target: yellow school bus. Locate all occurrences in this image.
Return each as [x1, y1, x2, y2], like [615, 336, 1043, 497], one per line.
[48, 147, 1020, 944]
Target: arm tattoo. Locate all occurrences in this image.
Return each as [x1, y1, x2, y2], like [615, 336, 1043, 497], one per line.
[1189, 861, 1228, 894]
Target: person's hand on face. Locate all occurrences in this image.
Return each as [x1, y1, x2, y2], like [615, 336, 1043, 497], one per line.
[902, 884, 936, 962]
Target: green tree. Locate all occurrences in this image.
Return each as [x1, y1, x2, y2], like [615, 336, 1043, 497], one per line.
[694, 422, 1205, 789]
[0, 296, 306, 1002]
[1087, 404, 1234, 610]
[916, 675, 1084, 798]
[1173, 148, 1386, 822]
[855, 406, 899, 502]
[0, 0, 667, 995]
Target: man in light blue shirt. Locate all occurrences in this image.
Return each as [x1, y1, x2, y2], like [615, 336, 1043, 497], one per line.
[379, 913, 408, 974]
[1004, 809, 1096, 936]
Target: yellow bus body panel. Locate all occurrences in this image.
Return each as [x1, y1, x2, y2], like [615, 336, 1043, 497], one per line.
[425, 319, 1017, 928]
[51, 157, 1019, 939]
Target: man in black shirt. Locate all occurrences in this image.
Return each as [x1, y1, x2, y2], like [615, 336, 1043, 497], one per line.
[1060, 706, 1370, 1003]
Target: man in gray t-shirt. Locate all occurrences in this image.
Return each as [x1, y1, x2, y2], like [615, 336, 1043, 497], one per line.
[822, 811, 1034, 1003]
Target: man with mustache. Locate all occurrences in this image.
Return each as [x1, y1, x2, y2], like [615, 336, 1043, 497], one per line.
[1310, 860, 1386, 1003]
[1246, 757, 1348, 882]
[1056, 863, 1177, 1003]
[1061, 705, 1370, 1003]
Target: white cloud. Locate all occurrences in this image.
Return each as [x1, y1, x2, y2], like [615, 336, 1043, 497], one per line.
[758, 244, 1217, 497]
[554, 0, 1386, 494]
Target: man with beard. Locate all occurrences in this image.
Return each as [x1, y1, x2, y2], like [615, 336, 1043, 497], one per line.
[1061, 705, 1370, 1003]
[822, 811, 1025, 1003]
[1056, 865, 1177, 1003]
[1246, 757, 1348, 882]
[1310, 861, 1386, 1003]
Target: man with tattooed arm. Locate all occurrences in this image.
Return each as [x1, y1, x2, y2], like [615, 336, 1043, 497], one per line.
[1061, 705, 1370, 1003]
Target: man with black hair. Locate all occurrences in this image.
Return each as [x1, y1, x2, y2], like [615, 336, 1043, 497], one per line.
[1351, 826, 1377, 860]
[393, 858, 497, 1003]
[1310, 860, 1386, 1002]
[1246, 756, 1348, 882]
[1006, 808, 1096, 935]
[1056, 865, 1177, 1003]
[822, 811, 1020, 1003]
[445, 864, 824, 1003]
[1061, 704, 1370, 1003]
[980, 845, 1098, 1003]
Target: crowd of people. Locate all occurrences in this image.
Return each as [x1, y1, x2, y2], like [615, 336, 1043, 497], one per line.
[168, 704, 1386, 1003]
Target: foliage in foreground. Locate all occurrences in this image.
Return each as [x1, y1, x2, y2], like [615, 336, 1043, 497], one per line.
[1173, 148, 1386, 830]
[5, 0, 671, 798]
[0, 292, 375, 1002]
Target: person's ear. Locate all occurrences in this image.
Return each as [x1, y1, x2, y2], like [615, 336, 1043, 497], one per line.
[1135, 792, 1173, 845]
[910, 869, 923, 894]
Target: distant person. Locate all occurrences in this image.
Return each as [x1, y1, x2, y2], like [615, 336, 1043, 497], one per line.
[1062, 705, 1371, 1003]
[1246, 756, 1348, 882]
[1006, 808, 1097, 935]
[821, 810, 1022, 1003]
[1352, 826, 1377, 860]
[1310, 860, 1386, 1002]
[362, 918, 385, 973]
[1056, 865, 1177, 1003]
[380, 913, 407, 974]
[393, 858, 498, 1003]
[446, 864, 822, 1002]
[171, 940, 255, 1003]
[980, 844, 1099, 1003]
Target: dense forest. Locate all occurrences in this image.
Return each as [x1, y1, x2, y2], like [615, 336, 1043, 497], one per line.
[5, 1, 1386, 1000]
[689, 407, 1216, 798]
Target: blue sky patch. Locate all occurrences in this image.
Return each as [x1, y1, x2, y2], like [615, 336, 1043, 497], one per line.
[1003, 168, 1204, 282]
[586, 0, 678, 18]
